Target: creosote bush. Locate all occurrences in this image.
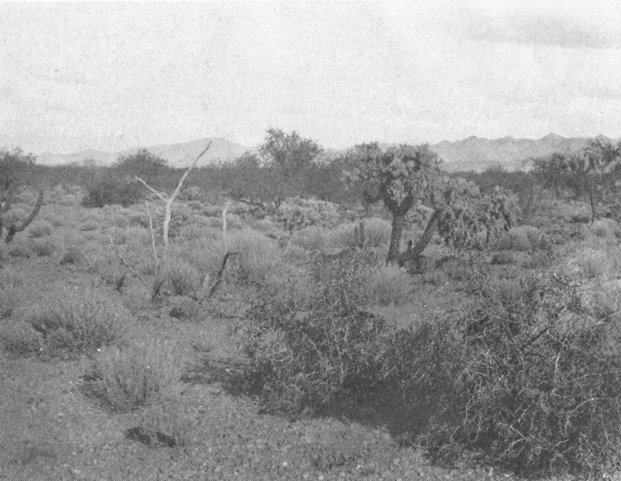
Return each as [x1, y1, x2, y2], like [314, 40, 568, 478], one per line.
[93, 339, 184, 411]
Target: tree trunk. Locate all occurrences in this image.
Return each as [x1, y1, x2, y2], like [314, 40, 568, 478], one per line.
[386, 211, 405, 265]
[397, 209, 441, 266]
[4, 189, 44, 244]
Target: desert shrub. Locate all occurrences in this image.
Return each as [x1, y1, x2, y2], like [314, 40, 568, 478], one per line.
[129, 400, 197, 447]
[290, 226, 327, 251]
[82, 179, 142, 208]
[0, 320, 43, 355]
[365, 265, 413, 306]
[164, 257, 205, 297]
[110, 213, 130, 228]
[275, 197, 340, 234]
[80, 219, 99, 232]
[60, 246, 85, 265]
[493, 227, 532, 251]
[589, 218, 619, 239]
[29, 238, 58, 257]
[423, 272, 621, 476]
[229, 229, 283, 283]
[8, 239, 33, 258]
[93, 339, 184, 411]
[362, 217, 392, 247]
[491, 251, 517, 265]
[241, 249, 386, 415]
[574, 248, 613, 279]
[27, 221, 52, 238]
[2, 287, 131, 358]
[127, 211, 149, 228]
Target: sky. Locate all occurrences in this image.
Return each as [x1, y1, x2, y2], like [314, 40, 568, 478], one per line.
[2, 1, 621, 154]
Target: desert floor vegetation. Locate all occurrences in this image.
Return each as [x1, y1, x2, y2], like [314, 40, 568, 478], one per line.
[4, 142, 621, 480]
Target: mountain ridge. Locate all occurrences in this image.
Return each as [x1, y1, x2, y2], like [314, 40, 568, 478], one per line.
[34, 134, 615, 172]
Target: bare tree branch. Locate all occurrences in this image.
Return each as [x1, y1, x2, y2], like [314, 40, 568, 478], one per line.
[109, 236, 150, 290]
[135, 177, 168, 202]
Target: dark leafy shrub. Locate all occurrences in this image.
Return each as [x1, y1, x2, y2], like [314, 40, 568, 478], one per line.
[82, 179, 142, 208]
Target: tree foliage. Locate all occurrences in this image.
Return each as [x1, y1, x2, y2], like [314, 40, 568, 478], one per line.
[531, 138, 621, 222]
[347, 143, 516, 265]
[227, 129, 324, 211]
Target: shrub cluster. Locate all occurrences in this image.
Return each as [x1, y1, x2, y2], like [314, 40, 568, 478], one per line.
[241, 258, 621, 477]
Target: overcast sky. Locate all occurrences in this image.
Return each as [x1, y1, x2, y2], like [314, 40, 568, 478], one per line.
[2, 1, 621, 154]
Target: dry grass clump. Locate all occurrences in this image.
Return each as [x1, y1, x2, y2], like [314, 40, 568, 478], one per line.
[493, 226, 541, 251]
[1, 286, 131, 358]
[327, 218, 391, 249]
[290, 226, 327, 251]
[230, 229, 284, 283]
[59, 246, 85, 265]
[93, 339, 185, 411]
[29, 237, 58, 257]
[27, 221, 52, 238]
[365, 265, 413, 306]
[80, 219, 99, 232]
[589, 218, 620, 239]
[572, 248, 616, 279]
[164, 257, 206, 297]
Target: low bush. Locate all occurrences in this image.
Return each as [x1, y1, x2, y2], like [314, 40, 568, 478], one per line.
[27, 221, 52, 238]
[82, 179, 142, 208]
[241, 249, 385, 415]
[422, 272, 621, 477]
[365, 265, 413, 306]
[60, 246, 85, 266]
[29, 238, 58, 257]
[290, 226, 327, 251]
[165, 257, 205, 297]
[80, 219, 99, 232]
[93, 339, 184, 411]
[1, 287, 131, 358]
[230, 229, 284, 283]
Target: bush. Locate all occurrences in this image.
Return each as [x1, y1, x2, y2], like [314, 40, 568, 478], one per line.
[241, 249, 386, 415]
[60, 246, 85, 266]
[29, 238, 58, 257]
[574, 248, 614, 279]
[82, 179, 142, 208]
[80, 219, 99, 232]
[230, 229, 283, 283]
[165, 257, 205, 297]
[290, 226, 327, 251]
[4, 287, 132, 358]
[93, 339, 184, 411]
[422, 272, 621, 476]
[27, 221, 52, 238]
[365, 265, 413, 306]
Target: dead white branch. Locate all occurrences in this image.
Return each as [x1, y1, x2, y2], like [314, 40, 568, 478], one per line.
[136, 141, 212, 258]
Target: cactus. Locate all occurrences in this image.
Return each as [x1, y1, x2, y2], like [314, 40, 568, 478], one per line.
[354, 221, 366, 249]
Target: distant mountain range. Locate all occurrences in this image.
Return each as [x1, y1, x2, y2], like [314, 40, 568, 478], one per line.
[37, 137, 248, 168]
[35, 134, 611, 172]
